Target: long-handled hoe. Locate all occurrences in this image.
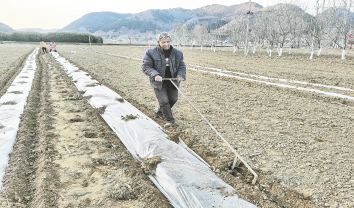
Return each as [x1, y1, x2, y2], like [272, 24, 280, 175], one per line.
[162, 78, 258, 185]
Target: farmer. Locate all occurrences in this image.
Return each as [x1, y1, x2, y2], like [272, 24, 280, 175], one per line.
[40, 41, 47, 54]
[49, 41, 57, 52]
[142, 32, 186, 128]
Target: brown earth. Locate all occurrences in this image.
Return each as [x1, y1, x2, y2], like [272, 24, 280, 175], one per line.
[0, 44, 353, 208]
[0, 51, 172, 207]
[56, 45, 353, 208]
[0, 45, 35, 98]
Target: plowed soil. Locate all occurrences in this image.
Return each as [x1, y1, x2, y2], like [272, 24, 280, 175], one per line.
[0, 45, 35, 98]
[0, 50, 171, 208]
[0, 44, 353, 208]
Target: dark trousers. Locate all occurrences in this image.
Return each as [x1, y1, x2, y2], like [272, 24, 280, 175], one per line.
[154, 87, 178, 123]
[41, 47, 47, 54]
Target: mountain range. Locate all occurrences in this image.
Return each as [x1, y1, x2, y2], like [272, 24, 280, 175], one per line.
[0, 2, 264, 38]
[1, 2, 314, 41]
[0, 22, 14, 32]
[63, 2, 263, 38]
[58, 12, 131, 33]
[0, 23, 58, 34]
[17, 28, 58, 33]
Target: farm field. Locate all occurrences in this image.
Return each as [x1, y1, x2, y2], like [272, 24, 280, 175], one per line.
[0, 45, 35, 98]
[0, 46, 171, 208]
[0, 44, 353, 207]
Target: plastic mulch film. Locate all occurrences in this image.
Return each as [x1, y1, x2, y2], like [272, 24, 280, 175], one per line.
[91, 50, 354, 101]
[52, 52, 257, 208]
[187, 68, 354, 101]
[0, 48, 39, 189]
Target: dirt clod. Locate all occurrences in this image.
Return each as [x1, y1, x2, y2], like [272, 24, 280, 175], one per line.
[121, 114, 138, 121]
[107, 183, 136, 201]
[116, 98, 124, 103]
[97, 105, 107, 115]
[69, 117, 84, 123]
[9, 91, 23, 94]
[167, 132, 181, 143]
[84, 132, 97, 138]
[66, 92, 82, 100]
[141, 156, 163, 175]
[2, 101, 17, 105]
[84, 95, 93, 100]
[86, 83, 100, 87]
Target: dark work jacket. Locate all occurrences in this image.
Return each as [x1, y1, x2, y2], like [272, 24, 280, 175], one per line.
[142, 45, 186, 90]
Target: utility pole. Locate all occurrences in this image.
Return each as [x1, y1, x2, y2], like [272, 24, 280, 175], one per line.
[86, 26, 92, 46]
[245, 0, 252, 56]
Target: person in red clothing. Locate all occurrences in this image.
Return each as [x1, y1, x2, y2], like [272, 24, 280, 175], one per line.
[49, 41, 57, 52]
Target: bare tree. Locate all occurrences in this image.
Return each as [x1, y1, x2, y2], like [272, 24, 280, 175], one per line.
[262, 9, 279, 57]
[271, 3, 308, 56]
[228, 16, 248, 53]
[210, 20, 224, 52]
[333, 0, 354, 59]
[286, 2, 309, 54]
[171, 23, 189, 48]
[193, 25, 209, 51]
[308, 0, 335, 59]
[189, 29, 196, 50]
[252, 12, 270, 54]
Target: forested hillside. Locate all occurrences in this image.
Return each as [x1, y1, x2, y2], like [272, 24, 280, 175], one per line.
[0, 31, 102, 43]
[59, 3, 263, 36]
[0, 22, 14, 33]
[58, 12, 132, 33]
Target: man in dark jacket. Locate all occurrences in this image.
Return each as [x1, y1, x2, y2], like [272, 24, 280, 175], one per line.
[142, 32, 186, 127]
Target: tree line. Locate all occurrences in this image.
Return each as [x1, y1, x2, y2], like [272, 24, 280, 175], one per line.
[0, 31, 103, 43]
[169, 0, 354, 59]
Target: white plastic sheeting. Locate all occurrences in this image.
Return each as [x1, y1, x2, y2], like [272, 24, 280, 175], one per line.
[187, 68, 354, 101]
[52, 53, 257, 208]
[0, 48, 39, 189]
[110, 50, 354, 100]
[187, 64, 354, 92]
[83, 49, 354, 94]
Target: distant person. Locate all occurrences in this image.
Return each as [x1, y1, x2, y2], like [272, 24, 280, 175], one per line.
[142, 32, 186, 128]
[49, 41, 57, 52]
[40, 41, 47, 54]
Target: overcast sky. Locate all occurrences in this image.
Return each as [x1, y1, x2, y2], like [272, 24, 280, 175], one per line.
[1, 0, 313, 30]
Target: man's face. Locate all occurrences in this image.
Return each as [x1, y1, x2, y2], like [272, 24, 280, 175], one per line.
[158, 37, 172, 50]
